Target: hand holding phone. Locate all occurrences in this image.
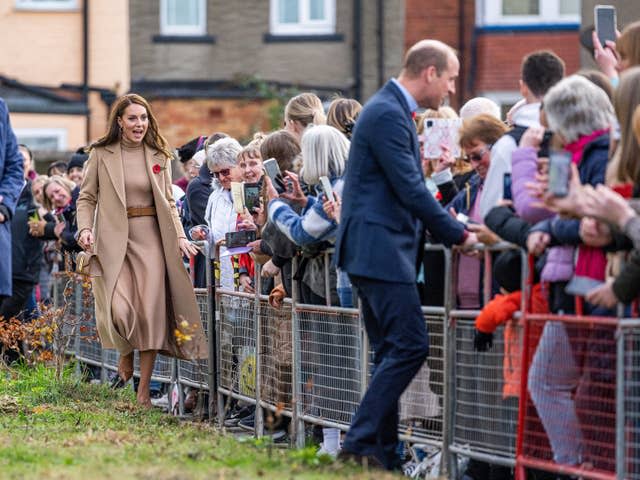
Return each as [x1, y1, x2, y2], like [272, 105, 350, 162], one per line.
[595, 4, 617, 48]
[263, 158, 286, 194]
[319, 176, 335, 202]
[547, 150, 572, 198]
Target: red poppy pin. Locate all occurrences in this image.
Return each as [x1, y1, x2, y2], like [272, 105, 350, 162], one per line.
[411, 111, 417, 120]
[152, 163, 166, 174]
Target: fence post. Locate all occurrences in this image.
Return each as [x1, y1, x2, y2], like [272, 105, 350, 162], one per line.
[254, 263, 264, 437]
[291, 256, 306, 448]
[616, 320, 625, 479]
[442, 246, 454, 478]
[74, 277, 82, 378]
[204, 242, 217, 422]
[213, 246, 225, 428]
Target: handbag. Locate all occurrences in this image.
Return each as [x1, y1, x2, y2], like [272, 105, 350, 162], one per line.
[75, 251, 103, 277]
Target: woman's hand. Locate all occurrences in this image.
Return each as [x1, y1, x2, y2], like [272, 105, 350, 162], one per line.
[247, 239, 263, 255]
[323, 193, 342, 223]
[466, 222, 500, 246]
[592, 30, 620, 79]
[433, 144, 455, 174]
[179, 238, 199, 257]
[527, 231, 550, 256]
[264, 176, 280, 202]
[585, 278, 618, 309]
[54, 221, 65, 239]
[279, 171, 307, 207]
[261, 259, 280, 278]
[28, 219, 46, 237]
[582, 184, 636, 229]
[239, 274, 255, 293]
[190, 226, 208, 241]
[237, 208, 258, 231]
[519, 125, 545, 150]
[78, 229, 95, 251]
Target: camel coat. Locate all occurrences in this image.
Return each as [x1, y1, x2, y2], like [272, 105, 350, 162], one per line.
[76, 142, 207, 359]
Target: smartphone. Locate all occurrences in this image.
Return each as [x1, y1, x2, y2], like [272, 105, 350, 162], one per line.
[565, 275, 604, 297]
[263, 158, 286, 194]
[548, 150, 571, 198]
[422, 118, 462, 159]
[595, 5, 617, 47]
[243, 182, 261, 212]
[319, 176, 335, 202]
[503, 172, 512, 201]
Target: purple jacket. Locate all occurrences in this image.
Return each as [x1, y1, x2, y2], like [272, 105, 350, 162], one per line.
[512, 147, 554, 224]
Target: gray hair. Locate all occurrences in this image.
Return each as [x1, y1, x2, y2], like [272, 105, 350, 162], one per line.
[206, 137, 242, 171]
[459, 97, 501, 121]
[301, 125, 349, 184]
[543, 75, 615, 143]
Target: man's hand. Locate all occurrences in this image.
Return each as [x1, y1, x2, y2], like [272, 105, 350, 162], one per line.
[467, 223, 500, 246]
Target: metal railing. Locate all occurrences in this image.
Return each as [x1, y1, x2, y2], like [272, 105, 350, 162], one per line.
[49, 241, 636, 479]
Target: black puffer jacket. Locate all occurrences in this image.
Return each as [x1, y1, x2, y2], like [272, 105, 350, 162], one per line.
[11, 181, 43, 283]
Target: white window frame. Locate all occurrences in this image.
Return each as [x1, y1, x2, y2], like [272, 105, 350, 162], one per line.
[14, 128, 68, 151]
[15, 0, 77, 11]
[270, 0, 336, 35]
[479, 0, 581, 26]
[160, 0, 207, 36]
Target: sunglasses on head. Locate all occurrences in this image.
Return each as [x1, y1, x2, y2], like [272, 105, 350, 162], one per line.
[213, 168, 231, 179]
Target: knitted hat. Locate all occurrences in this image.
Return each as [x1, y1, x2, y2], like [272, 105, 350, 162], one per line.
[68, 147, 88, 172]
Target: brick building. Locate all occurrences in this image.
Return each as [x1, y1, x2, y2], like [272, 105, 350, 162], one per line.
[129, 0, 405, 148]
[405, 0, 582, 115]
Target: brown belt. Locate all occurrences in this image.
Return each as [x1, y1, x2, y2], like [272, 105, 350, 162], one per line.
[127, 206, 156, 218]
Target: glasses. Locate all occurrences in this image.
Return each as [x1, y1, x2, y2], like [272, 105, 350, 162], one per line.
[212, 168, 231, 179]
[464, 145, 492, 163]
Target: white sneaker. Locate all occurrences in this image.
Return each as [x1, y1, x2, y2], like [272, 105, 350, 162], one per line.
[317, 442, 340, 459]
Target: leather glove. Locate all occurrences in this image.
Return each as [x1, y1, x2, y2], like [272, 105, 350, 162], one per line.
[474, 330, 494, 352]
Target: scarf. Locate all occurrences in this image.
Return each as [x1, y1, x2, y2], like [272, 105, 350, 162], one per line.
[564, 129, 609, 281]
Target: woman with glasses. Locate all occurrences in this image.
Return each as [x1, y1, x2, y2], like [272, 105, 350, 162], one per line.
[200, 137, 244, 290]
[76, 93, 207, 407]
[446, 114, 508, 309]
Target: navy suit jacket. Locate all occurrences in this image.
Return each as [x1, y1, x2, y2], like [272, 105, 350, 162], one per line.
[335, 80, 465, 284]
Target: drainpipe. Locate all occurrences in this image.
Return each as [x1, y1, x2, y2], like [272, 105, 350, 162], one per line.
[82, 0, 90, 144]
[377, 0, 384, 88]
[457, 0, 465, 106]
[353, 0, 362, 101]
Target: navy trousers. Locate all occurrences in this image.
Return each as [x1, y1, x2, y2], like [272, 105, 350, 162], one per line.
[343, 275, 429, 469]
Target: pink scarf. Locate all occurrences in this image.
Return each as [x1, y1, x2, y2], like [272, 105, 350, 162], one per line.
[564, 129, 609, 281]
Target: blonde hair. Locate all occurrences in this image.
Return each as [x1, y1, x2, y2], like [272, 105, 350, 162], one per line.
[42, 175, 75, 211]
[327, 97, 362, 139]
[284, 93, 326, 128]
[301, 125, 349, 185]
[238, 132, 266, 163]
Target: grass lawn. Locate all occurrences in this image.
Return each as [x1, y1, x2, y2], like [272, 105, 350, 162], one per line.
[0, 364, 401, 479]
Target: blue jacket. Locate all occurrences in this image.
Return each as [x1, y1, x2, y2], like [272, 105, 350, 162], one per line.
[335, 80, 465, 283]
[0, 98, 25, 296]
[445, 173, 482, 217]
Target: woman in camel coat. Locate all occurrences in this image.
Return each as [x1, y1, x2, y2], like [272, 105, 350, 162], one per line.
[76, 93, 207, 407]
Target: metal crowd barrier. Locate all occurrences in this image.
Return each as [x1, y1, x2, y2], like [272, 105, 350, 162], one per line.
[48, 240, 639, 480]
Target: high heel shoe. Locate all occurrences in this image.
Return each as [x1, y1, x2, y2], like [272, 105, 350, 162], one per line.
[110, 374, 128, 389]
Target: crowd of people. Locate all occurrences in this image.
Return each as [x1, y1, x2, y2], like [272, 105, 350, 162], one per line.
[1, 21, 640, 478]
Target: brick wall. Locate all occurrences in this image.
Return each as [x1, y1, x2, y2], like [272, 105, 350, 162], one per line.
[149, 97, 277, 149]
[404, 0, 476, 108]
[474, 31, 581, 92]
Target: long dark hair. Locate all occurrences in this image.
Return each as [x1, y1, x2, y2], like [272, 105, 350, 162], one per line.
[89, 93, 172, 159]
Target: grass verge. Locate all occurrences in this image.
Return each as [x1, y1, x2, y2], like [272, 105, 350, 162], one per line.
[0, 363, 400, 479]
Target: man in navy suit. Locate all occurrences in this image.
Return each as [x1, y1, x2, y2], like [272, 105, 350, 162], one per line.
[335, 39, 478, 470]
